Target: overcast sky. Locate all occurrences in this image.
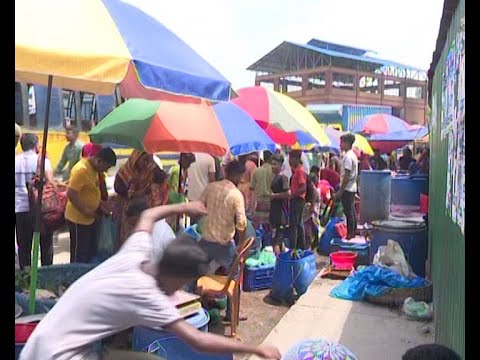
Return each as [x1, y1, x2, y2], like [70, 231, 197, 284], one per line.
[126, 0, 444, 89]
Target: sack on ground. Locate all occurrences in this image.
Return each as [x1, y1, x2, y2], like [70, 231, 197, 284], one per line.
[373, 239, 415, 278]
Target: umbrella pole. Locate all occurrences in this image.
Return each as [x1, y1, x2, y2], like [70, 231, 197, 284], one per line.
[28, 75, 53, 315]
[175, 163, 183, 232]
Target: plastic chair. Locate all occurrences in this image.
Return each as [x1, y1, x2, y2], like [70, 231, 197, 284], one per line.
[196, 237, 255, 338]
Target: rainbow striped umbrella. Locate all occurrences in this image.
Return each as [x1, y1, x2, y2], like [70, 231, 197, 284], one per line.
[89, 99, 229, 156]
[16, 0, 232, 315]
[320, 127, 374, 156]
[15, 0, 231, 102]
[232, 87, 330, 146]
[352, 114, 412, 135]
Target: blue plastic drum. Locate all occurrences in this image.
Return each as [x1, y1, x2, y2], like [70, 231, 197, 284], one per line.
[371, 219, 428, 277]
[359, 170, 391, 224]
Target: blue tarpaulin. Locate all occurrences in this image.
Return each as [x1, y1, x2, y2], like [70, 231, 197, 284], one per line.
[330, 265, 427, 301]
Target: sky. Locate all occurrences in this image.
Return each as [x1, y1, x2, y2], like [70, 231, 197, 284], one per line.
[126, 0, 444, 89]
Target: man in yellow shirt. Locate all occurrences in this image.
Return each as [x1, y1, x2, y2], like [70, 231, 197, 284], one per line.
[66, 147, 117, 263]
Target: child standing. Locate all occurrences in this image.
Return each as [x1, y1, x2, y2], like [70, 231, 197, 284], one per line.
[269, 155, 290, 256]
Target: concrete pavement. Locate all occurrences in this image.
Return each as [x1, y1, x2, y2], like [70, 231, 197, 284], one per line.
[250, 276, 434, 360]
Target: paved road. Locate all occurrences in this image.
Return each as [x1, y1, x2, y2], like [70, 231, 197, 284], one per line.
[249, 275, 434, 360]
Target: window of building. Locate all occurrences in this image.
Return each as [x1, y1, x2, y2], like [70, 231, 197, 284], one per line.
[383, 79, 403, 97]
[359, 76, 380, 94]
[259, 81, 274, 91]
[406, 86, 424, 99]
[332, 73, 355, 91]
[307, 73, 326, 90]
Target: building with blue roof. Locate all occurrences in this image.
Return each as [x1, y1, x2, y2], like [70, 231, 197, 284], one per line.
[248, 39, 428, 126]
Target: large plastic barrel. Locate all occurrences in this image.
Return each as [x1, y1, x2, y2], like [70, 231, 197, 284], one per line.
[270, 250, 317, 302]
[390, 177, 428, 205]
[370, 219, 428, 277]
[359, 170, 391, 224]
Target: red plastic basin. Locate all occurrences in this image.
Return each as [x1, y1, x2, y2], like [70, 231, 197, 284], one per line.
[330, 251, 357, 270]
[15, 323, 38, 343]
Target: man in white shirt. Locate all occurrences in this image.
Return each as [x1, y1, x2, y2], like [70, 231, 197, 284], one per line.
[15, 133, 54, 269]
[334, 133, 359, 239]
[20, 202, 281, 360]
[187, 153, 216, 202]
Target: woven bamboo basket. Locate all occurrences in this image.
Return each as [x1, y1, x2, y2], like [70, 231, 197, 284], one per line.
[365, 282, 433, 306]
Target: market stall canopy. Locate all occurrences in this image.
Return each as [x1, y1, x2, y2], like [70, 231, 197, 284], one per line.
[232, 86, 330, 146]
[352, 114, 413, 135]
[213, 103, 276, 156]
[15, 0, 232, 102]
[89, 99, 229, 156]
[319, 127, 374, 156]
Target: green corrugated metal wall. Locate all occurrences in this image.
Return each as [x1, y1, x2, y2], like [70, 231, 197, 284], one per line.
[429, 0, 465, 357]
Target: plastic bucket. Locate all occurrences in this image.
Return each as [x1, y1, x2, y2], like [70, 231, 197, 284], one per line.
[15, 323, 37, 343]
[330, 251, 357, 270]
[270, 250, 317, 302]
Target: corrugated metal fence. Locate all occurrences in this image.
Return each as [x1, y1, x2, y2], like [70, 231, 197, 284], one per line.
[344, 105, 392, 131]
[429, 0, 465, 357]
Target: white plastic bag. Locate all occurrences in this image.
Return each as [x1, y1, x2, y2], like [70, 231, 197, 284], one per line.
[373, 239, 416, 278]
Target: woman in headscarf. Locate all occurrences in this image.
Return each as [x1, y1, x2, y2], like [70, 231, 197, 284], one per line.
[114, 150, 157, 244]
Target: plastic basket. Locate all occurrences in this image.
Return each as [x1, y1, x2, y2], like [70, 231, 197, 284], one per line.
[243, 264, 275, 292]
[145, 337, 232, 360]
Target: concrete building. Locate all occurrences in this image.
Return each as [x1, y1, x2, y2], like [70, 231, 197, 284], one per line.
[248, 39, 428, 125]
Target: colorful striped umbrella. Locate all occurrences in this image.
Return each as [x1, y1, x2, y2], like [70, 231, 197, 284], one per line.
[368, 127, 429, 141]
[232, 86, 330, 146]
[320, 127, 374, 156]
[368, 127, 429, 154]
[89, 99, 229, 156]
[213, 103, 276, 156]
[352, 114, 412, 135]
[262, 124, 318, 148]
[16, 0, 232, 315]
[15, 0, 231, 102]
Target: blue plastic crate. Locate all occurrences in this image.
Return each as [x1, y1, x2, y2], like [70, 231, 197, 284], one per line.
[132, 309, 232, 360]
[243, 264, 275, 292]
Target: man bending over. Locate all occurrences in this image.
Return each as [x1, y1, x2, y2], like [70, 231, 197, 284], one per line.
[20, 202, 281, 360]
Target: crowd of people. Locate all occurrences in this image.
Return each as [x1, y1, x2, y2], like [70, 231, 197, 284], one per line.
[15, 123, 435, 359]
